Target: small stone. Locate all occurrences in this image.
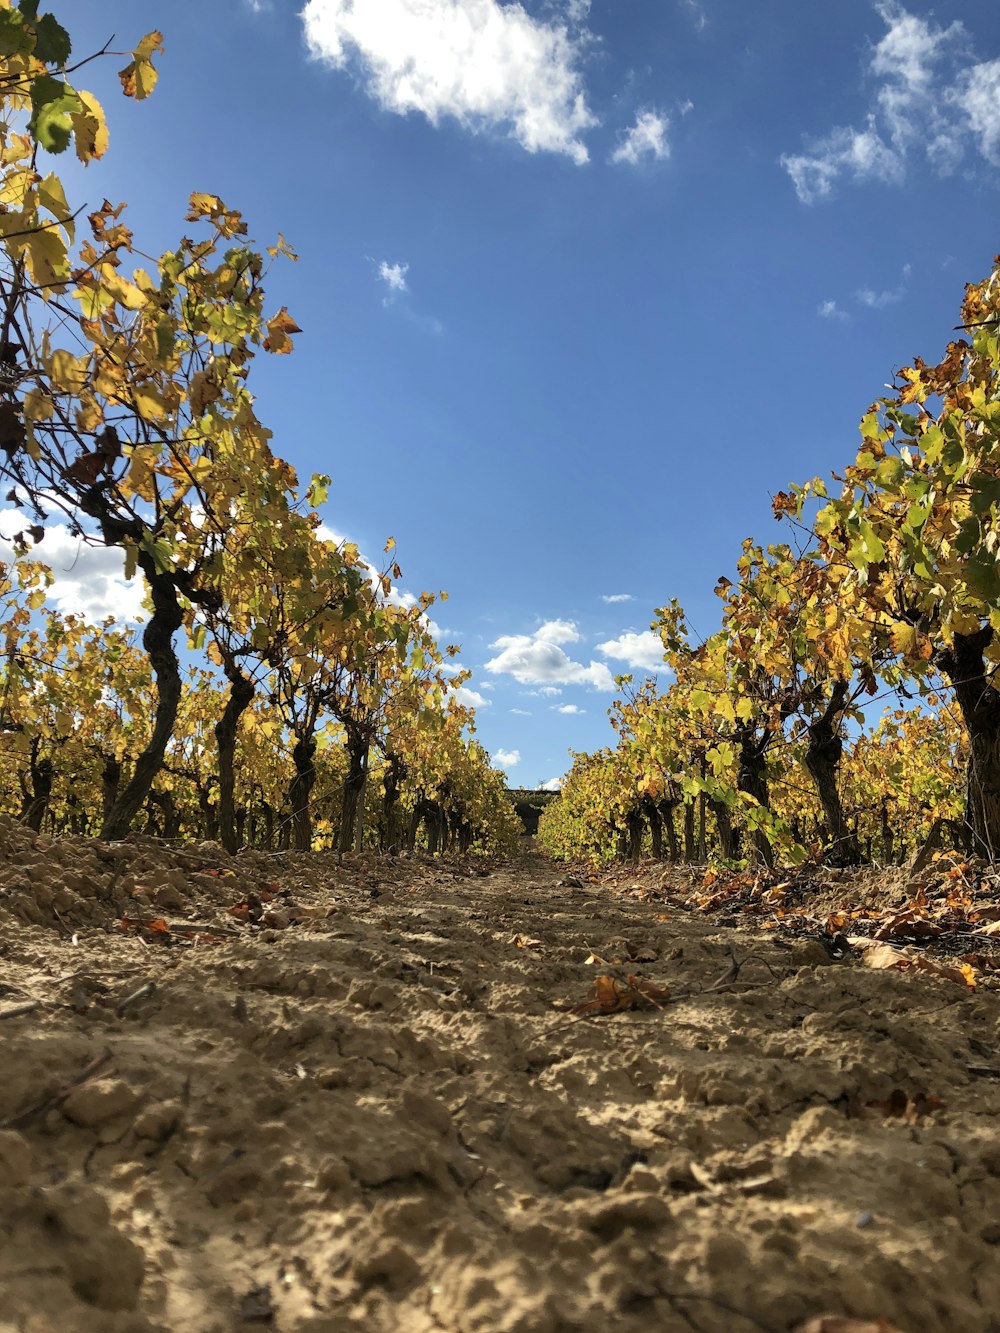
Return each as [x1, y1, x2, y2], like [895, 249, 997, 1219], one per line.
[133, 1100, 183, 1143]
[0, 1129, 33, 1186]
[856, 1210, 875, 1228]
[63, 1078, 140, 1129]
[315, 1156, 352, 1192]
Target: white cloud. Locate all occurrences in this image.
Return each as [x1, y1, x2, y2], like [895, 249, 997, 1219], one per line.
[554, 703, 584, 714]
[485, 619, 615, 690]
[956, 59, 1000, 164]
[779, 4, 1000, 202]
[493, 747, 520, 769]
[818, 299, 848, 321]
[377, 259, 409, 300]
[0, 509, 145, 623]
[611, 109, 670, 166]
[596, 629, 665, 672]
[680, 0, 707, 33]
[601, 592, 633, 604]
[453, 686, 490, 707]
[540, 776, 563, 791]
[857, 262, 910, 307]
[301, 0, 597, 164]
[510, 707, 532, 715]
[781, 124, 901, 204]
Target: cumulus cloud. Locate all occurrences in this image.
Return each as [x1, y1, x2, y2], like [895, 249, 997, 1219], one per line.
[453, 686, 490, 707]
[493, 747, 520, 769]
[601, 593, 633, 604]
[540, 776, 563, 791]
[959, 59, 1000, 163]
[554, 703, 584, 714]
[596, 629, 665, 673]
[484, 619, 615, 690]
[510, 707, 532, 715]
[780, 4, 1000, 202]
[818, 299, 848, 321]
[611, 109, 670, 165]
[301, 0, 597, 164]
[0, 509, 145, 623]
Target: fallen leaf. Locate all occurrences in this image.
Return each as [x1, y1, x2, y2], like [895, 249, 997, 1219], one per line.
[861, 942, 976, 988]
[558, 973, 670, 1017]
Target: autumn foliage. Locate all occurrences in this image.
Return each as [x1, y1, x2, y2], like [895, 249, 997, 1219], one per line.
[0, 4, 519, 856]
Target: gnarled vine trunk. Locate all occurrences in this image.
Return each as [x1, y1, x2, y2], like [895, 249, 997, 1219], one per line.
[737, 727, 773, 868]
[338, 737, 367, 853]
[215, 660, 254, 855]
[936, 628, 1000, 859]
[289, 734, 318, 852]
[804, 679, 859, 865]
[101, 571, 184, 840]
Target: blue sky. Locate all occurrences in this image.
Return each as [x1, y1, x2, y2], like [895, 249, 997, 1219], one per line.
[48, 0, 1000, 786]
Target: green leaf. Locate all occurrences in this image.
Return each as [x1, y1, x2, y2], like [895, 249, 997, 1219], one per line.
[306, 473, 329, 508]
[955, 515, 981, 556]
[876, 457, 904, 488]
[28, 75, 82, 154]
[34, 13, 71, 65]
[0, 10, 31, 56]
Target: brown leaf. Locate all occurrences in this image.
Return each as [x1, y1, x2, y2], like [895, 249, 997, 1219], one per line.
[873, 906, 944, 940]
[861, 942, 975, 988]
[61, 449, 110, 487]
[559, 973, 670, 1017]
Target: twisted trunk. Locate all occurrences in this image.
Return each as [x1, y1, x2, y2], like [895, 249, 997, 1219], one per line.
[338, 736, 367, 853]
[101, 570, 184, 840]
[804, 679, 859, 865]
[737, 727, 773, 869]
[289, 735, 317, 852]
[936, 628, 1000, 858]
[215, 659, 254, 855]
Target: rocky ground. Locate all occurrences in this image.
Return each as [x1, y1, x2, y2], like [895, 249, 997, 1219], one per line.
[1, 815, 999, 1333]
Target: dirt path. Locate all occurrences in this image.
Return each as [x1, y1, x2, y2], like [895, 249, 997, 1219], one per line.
[1, 819, 998, 1333]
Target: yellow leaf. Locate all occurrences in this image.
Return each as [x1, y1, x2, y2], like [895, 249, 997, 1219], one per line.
[48, 349, 88, 394]
[133, 385, 167, 422]
[263, 306, 302, 354]
[125, 444, 158, 500]
[36, 173, 73, 241]
[16, 227, 69, 291]
[23, 388, 54, 421]
[71, 90, 109, 163]
[75, 397, 104, 432]
[187, 192, 223, 219]
[104, 272, 147, 310]
[189, 368, 221, 416]
[119, 31, 163, 100]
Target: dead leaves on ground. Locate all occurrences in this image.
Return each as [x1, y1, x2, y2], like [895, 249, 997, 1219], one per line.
[847, 1088, 945, 1124]
[858, 941, 976, 989]
[604, 851, 1000, 989]
[557, 973, 671, 1018]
